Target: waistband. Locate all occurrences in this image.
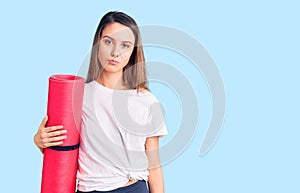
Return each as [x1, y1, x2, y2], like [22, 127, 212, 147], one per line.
[77, 180, 147, 193]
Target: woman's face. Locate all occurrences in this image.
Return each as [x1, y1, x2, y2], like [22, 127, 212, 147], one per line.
[98, 22, 135, 74]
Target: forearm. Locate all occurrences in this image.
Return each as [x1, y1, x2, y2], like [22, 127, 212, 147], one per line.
[145, 136, 165, 193]
[148, 166, 164, 193]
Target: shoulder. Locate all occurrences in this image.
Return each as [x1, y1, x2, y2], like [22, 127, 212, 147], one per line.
[82, 81, 96, 102]
[135, 89, 160, 103]
[84, 80, 95, 89]
[83, 81, 93, 94]
[83, 80, 98, 95]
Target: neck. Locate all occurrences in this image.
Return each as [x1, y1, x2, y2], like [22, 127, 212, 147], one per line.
[97, 71, 127, 90]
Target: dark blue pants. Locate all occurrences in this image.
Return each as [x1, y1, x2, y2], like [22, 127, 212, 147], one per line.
[77, 180, 149, 193]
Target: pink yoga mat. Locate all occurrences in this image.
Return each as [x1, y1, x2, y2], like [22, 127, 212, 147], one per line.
[41, 74, 85, 193]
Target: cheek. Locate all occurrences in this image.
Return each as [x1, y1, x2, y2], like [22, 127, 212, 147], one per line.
[122, 49, 134, 63]
[98, 45, 111, 63]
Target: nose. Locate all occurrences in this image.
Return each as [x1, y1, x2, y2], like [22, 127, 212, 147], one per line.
[111, 45, 121, 57]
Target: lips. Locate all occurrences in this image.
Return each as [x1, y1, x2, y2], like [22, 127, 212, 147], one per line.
[108, 59, 120, 65]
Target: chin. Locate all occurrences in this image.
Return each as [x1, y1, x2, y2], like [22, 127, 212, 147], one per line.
[103, 67, 123, 73]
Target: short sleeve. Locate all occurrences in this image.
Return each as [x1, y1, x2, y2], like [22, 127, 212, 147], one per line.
[147, 101, 168, 138]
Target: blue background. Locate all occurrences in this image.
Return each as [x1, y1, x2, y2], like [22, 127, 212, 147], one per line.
[1, 0, 299, 192]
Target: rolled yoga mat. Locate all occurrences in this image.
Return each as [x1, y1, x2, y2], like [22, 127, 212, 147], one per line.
[41, 75, 85, 193]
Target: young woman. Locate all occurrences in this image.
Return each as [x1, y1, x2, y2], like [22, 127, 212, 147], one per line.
[34, 11, 167, 193]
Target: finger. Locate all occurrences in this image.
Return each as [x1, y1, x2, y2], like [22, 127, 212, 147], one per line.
[47, 130, 67, 137]
[40, 115, 48, 128]
[44, 125, 64, 133]
[41, 135, 66, 145]
[44, 141, 64, 148]
[49, 135, 67, 142]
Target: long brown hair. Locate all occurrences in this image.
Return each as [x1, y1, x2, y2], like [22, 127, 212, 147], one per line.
[86, 11, 148, 91]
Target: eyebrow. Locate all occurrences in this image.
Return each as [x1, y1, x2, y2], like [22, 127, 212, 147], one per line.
[103, 35, 133, 45]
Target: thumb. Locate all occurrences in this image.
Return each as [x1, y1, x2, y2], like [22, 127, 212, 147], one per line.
[40, 115, 48, 127]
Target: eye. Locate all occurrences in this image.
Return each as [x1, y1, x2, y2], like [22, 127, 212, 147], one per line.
[104, 39, 112, 45]
[121, 43, 131, 49]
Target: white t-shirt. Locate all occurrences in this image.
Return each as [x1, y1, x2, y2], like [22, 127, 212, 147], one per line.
[77, 80, 168, 191]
